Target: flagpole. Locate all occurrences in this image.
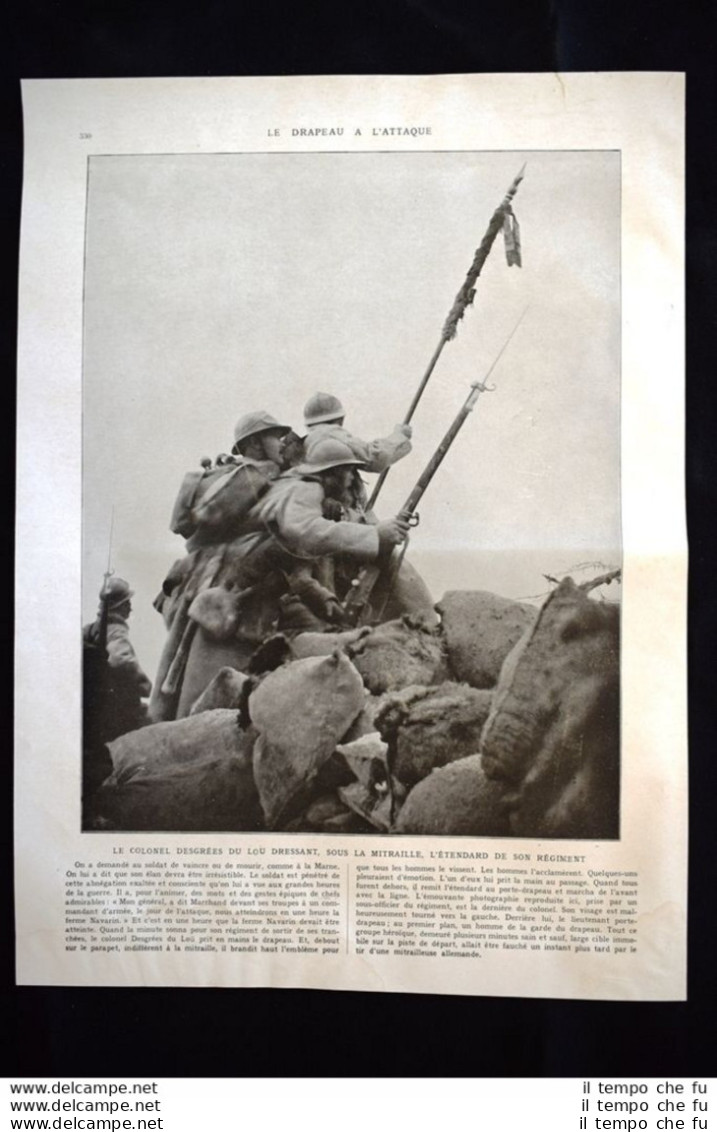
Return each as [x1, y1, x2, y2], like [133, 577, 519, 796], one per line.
[367, 163, 526, 511]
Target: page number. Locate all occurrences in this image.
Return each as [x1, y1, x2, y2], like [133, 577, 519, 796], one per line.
[80, 132, 92, 139]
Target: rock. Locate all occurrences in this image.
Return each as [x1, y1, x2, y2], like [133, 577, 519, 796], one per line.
[436, 590, 537, 689]
[395, 755, 510, 836]
[345, 616, 450, 694]
[98, 710, 262, 831]
[376, 681, 493, 787]
[189, 665, 249, 714]
[249, 651, 366, 829]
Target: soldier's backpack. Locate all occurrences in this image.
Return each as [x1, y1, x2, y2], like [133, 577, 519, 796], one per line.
[170, 459, 274, 541]
[169, 462, 214, 538]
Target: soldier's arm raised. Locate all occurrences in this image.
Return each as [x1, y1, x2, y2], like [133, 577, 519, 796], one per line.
[346, 427, 412, 474]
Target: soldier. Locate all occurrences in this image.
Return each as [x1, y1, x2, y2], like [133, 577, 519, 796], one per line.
[257, 436, 409, 554]
[234, 436, 411, 632]
[82, 577, 151, 821]
[231, 409, 289, 464]
[150, 411, 292, 721]
[302, 397, 434, 621]
[83, 577, 152, 706]
[184, 410, 292, 551]
[302, 392, 412, 484]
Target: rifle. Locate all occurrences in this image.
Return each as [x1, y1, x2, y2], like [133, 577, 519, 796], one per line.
[366, 164, 526, 512]
[343, 309, 529, 627]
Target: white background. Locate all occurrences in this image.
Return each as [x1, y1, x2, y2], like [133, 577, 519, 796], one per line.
[4, 1078, 714, 1132]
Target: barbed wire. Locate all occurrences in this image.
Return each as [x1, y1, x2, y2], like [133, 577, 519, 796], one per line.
[517, 560, 622, 603]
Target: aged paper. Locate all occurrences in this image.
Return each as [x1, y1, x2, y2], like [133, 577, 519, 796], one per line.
[15, 74, 685, 997]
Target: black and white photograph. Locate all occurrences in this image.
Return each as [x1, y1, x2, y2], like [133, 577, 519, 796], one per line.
[3, 0, 705, 1077]
[81, 148, 622, 839]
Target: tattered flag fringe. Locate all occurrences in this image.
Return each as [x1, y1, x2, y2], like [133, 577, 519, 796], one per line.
[441, 169, 525, 341]
[502, 208, 522, 267]
[441, 207, 505, 340]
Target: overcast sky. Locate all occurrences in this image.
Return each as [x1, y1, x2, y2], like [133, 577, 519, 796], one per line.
[82, 149, 621, 678]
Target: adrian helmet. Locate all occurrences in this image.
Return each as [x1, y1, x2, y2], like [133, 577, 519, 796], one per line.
[232, 411, 291, 453]
[101, 576, 134, 606]
[295, 437, 365, 476]
[303, 392, 345, 427]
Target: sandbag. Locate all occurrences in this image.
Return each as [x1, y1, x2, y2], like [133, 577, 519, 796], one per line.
[373, 557, 437, 624]
[339, 781, 393, 832]
[98, 709, 261, 831]
[336, 732, 389, 789]
[395, 755, 510, 836]
[336, 733, 406, 831]
[290, 626, 369, 659]
[250, 651, 365, 829]
[480, 578, 620, 839]
[376, 681, 493, 787]
[289, 793, 355, 833]
[346, 616, 450, 694]
[189, 666, 249, 715]
[436, 591, 537, 689]
[339, 693, 389, 743]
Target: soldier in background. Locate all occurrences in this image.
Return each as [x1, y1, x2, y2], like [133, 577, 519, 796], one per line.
[82, 576, 151, 823]
[83, 577, 152, 715]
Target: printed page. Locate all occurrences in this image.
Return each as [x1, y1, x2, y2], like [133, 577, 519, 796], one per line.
[15, 73, 686, 997]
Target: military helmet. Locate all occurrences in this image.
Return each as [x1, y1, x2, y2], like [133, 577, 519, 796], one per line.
[101, 576, 134, 606]
[295, 437, 365, 476]
[303, 392, 345, 427]
[232, 411, 291, 453]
